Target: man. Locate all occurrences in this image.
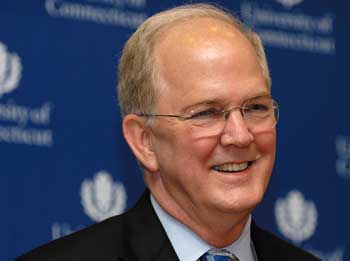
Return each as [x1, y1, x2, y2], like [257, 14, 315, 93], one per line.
[17, 3, 319, 261]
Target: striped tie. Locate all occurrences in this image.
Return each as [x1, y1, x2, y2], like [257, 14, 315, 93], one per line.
[200, 249, 239, 261]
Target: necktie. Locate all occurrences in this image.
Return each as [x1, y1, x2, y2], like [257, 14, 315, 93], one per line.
[200, 249, 239, 261]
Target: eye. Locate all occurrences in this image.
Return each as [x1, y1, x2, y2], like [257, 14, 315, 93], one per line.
[244, 103, 270, 112]
[189, 108, 222, 119]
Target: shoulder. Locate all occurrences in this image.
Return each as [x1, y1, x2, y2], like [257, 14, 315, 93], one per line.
[15, 214, 131, 261]
[15, 191, 162, 261]
[251, 222, 320, 261]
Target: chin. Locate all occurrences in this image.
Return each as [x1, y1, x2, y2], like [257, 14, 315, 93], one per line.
[210, 188, 264, 214]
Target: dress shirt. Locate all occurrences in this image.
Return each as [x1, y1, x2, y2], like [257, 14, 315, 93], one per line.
[150, 195, 257, 261]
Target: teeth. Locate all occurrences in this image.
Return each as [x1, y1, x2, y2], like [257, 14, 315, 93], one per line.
[213, 162, 249, 172]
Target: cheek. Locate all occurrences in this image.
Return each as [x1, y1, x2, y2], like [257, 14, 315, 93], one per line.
[184, 134, 219, 164]
[151, 124, 181, 155]
[255, 129, 276, 157]
[164, 124, 218, 160]
[252, 129, 276, 175]
[254, 130, 276, 187]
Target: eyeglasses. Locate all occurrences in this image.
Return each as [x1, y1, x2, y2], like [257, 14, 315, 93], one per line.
[137, 95, 279, 137]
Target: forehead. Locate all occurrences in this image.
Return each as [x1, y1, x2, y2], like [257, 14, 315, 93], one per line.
[152, 17, 267, 109]
[154, 17, 245, 58]
[155, 18, 255, 73]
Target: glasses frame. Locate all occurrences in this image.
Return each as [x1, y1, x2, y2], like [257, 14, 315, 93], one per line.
[136, 96, 279, 129]
[135, 96, 279, 124]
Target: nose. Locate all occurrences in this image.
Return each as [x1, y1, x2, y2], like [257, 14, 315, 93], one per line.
[220, 110, 254, 147]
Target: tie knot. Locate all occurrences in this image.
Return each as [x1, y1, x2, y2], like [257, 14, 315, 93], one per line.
[200, 249, 239, 261]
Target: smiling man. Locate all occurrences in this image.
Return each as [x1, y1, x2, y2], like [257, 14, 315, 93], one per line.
[17, 3, 319, 261]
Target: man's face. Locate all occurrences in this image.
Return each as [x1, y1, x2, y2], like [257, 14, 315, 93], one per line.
[147, 18, 276, 218]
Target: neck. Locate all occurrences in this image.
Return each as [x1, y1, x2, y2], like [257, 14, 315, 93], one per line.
[147, 178, 251, 247]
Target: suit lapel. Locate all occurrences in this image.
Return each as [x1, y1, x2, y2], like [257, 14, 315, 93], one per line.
[251, 221, 280, 261]
[120, 191, 178, 261]
[251, 221, 271, 261]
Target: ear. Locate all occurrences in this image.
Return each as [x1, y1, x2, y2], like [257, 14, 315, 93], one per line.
[122, 114, 159, 173]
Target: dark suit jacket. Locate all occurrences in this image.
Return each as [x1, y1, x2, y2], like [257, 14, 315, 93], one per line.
[16, 191, 319, 261]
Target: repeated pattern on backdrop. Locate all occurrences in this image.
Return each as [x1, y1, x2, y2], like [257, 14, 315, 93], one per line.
[0, 1, 347, 260]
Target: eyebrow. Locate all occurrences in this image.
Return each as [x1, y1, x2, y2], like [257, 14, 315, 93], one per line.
[246, 92, 272, 101]
[180, 91, 271, 113]
[180, 100, 223, 114]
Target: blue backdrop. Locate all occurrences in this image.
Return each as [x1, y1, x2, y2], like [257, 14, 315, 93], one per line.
[1, 1, 347, 260]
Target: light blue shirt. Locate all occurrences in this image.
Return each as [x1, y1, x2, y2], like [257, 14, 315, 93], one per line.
[150, 195, 257, 261]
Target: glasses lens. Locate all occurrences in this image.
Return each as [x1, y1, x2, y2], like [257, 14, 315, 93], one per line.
[189, 97, 279, 137]
[243, 97, 278, 132]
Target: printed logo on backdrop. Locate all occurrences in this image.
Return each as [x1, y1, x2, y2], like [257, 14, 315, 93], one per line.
[275, 190, 346, 260]
[45, 0, 148, 29]
[275, 190, 317, 244]
[0, 42, 22, 97]
[276, 0, 303, 9]
[308, 247, 345, 261]
[0, 41, 54, 147]
[240, 0, 335, 54]
[81, 170, 127, 221]
[52, 170, 127, 239]
[335, 135, 350, 178]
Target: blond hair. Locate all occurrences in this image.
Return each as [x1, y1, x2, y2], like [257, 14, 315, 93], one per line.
[117, 3, 270, 117]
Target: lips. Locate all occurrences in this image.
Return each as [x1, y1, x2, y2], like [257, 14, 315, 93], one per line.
[212, 161, 253, 173]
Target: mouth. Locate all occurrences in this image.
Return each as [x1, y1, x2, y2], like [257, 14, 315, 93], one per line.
[211, 161, 254, 173]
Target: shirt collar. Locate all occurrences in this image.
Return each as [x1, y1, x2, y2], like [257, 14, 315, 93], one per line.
[150, 194, 255, 261]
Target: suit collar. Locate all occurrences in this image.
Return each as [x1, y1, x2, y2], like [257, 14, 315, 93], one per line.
[122, 191, 263, 261]
[251, 220, 282, 261]
[121, 190, 178, 261]
[120, 191, 284, 261]
[251, 220, 269, 261]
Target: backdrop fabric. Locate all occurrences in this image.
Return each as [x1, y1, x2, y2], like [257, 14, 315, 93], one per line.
[0, 1, 347, 260]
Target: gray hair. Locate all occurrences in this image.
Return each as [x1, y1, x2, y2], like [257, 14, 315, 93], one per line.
[117, 3, 270, 117]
